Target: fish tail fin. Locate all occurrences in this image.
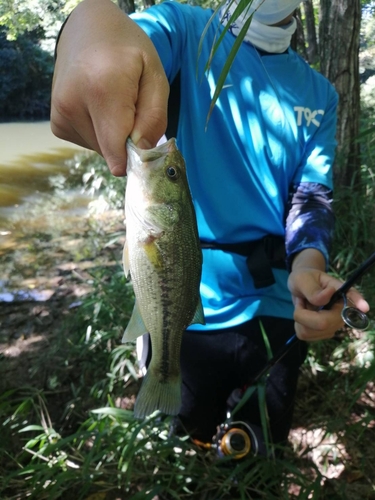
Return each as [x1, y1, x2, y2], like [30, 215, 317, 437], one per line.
[134, 370, 182, 419]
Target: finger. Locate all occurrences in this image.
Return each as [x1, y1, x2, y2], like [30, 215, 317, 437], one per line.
[294, 306, 342, 333]
[306, 273, 346, 307]
[51, 107, 100, 153]
[51, 69, 105, 157]
[80, 69, 138, 176]
[130, 63, 169, 149]
[90, 100, 133, 177]
[346, 288, 370, 313]
[83, 54, 169, 176]
[294, 300, 343, 341]
[295, 323, 337, 342]
[310, 284, 340, 307]
[288, 270, 338, 308]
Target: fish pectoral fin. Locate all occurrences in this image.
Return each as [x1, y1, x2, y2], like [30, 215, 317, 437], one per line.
[142, 239, 164, 270]
[128, 203, 164, 237]
[122, 302, 148, 343]
[122, 239, 130, 279]
[190, 297, 206, 326]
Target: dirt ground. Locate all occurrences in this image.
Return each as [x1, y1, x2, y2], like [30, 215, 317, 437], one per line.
[0, 278, 87, 393]
[0, 208, 124, 392]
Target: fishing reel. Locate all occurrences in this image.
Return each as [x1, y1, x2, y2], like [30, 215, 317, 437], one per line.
[211, 386, 271, 459]
[193, 413, 266, 460]
[213, 417, 262, 459]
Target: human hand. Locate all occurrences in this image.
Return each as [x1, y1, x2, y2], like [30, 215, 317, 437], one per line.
[288, 249, 369, 341]
[51, 0, 169, 176]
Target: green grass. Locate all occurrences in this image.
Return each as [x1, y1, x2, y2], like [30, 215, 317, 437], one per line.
[2, 120, 375, 499]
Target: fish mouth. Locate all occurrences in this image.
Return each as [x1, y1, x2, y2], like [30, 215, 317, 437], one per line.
[127, 137, 177, 162]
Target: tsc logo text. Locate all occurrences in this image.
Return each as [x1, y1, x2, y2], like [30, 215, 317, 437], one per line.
[294, 106, 325, 127]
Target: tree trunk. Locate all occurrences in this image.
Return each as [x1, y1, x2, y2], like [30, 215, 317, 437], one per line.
[142, 0, 155, 8]
[302, 0, 319, 65]
[117, 0, 135, 14]
[319, 0, 361, 188]
[117, 0, 154, 14]
[291, 8, 308, 59]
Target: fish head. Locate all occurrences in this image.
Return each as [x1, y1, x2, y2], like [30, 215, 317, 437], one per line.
[126, 138, 191, 226]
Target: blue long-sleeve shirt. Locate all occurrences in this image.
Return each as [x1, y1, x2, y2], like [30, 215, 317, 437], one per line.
[131, 2, 338, 329]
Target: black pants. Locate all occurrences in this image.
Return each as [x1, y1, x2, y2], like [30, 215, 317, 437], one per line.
[178, 317, 307, 446]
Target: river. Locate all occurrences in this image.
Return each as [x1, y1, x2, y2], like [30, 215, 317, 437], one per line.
[0, 121, 88, 210]
[0, 122, 101, 301]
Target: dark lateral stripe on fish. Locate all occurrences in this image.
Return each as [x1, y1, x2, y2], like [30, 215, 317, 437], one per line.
[160, 280, 173, 383]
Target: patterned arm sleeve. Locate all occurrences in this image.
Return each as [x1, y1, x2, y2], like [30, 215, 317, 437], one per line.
[285, 182, 335, 271]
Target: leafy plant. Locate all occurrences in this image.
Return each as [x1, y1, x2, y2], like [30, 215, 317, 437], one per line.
[0, 27, 53, 120]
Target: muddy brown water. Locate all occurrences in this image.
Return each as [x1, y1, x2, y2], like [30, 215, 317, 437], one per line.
[0, 121, 88, 211]
[0, 121, 95, 299]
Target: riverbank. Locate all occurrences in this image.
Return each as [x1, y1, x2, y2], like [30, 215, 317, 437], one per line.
[0, 144, 126, 391]
[0, 205, 126, 390]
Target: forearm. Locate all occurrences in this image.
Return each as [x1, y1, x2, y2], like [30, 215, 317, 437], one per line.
[285, 182, 335, 271]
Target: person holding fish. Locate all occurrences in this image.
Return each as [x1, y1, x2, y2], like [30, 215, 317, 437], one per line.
[51, 0, 369, 452]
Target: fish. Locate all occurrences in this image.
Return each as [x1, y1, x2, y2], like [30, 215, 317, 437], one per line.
[122, 138, 205, 419]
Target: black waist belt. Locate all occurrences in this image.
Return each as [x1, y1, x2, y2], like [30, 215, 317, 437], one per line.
[200, 235, 287, 289]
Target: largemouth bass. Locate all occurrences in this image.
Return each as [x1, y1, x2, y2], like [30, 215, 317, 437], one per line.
[122, 138, 205, 418]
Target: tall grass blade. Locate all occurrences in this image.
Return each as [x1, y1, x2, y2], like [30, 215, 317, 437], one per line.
[206, 12, 254, 125]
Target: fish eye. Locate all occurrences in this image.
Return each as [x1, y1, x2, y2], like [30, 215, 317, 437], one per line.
[166, 165, 178, 179]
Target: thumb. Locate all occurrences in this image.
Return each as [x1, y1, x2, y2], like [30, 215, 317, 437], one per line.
[289, 269, 337, 308]
[308, 282, 338, 308]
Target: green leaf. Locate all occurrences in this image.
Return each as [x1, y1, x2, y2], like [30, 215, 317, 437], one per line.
[130, 486, 163, 500]
[19, 424, 45, 432]
[197, 0, 226, 77]
[259, 319, 273, 361]
[231, 385, 257, 416]
[207, 12, 254, 125]
[356, 124, 375, 139]
[203, 0, 254, 74]
[91, 406, 134, 420]
[198, 0, 255, 125]
[258, 381, 272, 455]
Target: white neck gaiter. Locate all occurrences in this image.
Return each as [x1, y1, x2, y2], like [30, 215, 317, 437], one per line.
[220, 0, 297, 54]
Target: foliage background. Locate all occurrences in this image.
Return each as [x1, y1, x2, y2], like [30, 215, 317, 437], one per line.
[0, 0, 77, 120]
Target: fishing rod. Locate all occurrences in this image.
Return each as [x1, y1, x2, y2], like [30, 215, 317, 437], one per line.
[213, 251, 375, 459]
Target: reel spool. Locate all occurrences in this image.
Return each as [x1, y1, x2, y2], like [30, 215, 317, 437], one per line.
[216, 421, 260, 459]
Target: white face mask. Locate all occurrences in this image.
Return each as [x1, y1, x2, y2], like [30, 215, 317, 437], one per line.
[247, 0, 302, 25]
[220, 0, 298, 54]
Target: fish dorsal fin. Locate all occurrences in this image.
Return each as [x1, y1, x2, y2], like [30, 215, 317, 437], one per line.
[122, 301, 148, 343]
[123, 239, 130, 279]
[190, 297, 205, 326]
